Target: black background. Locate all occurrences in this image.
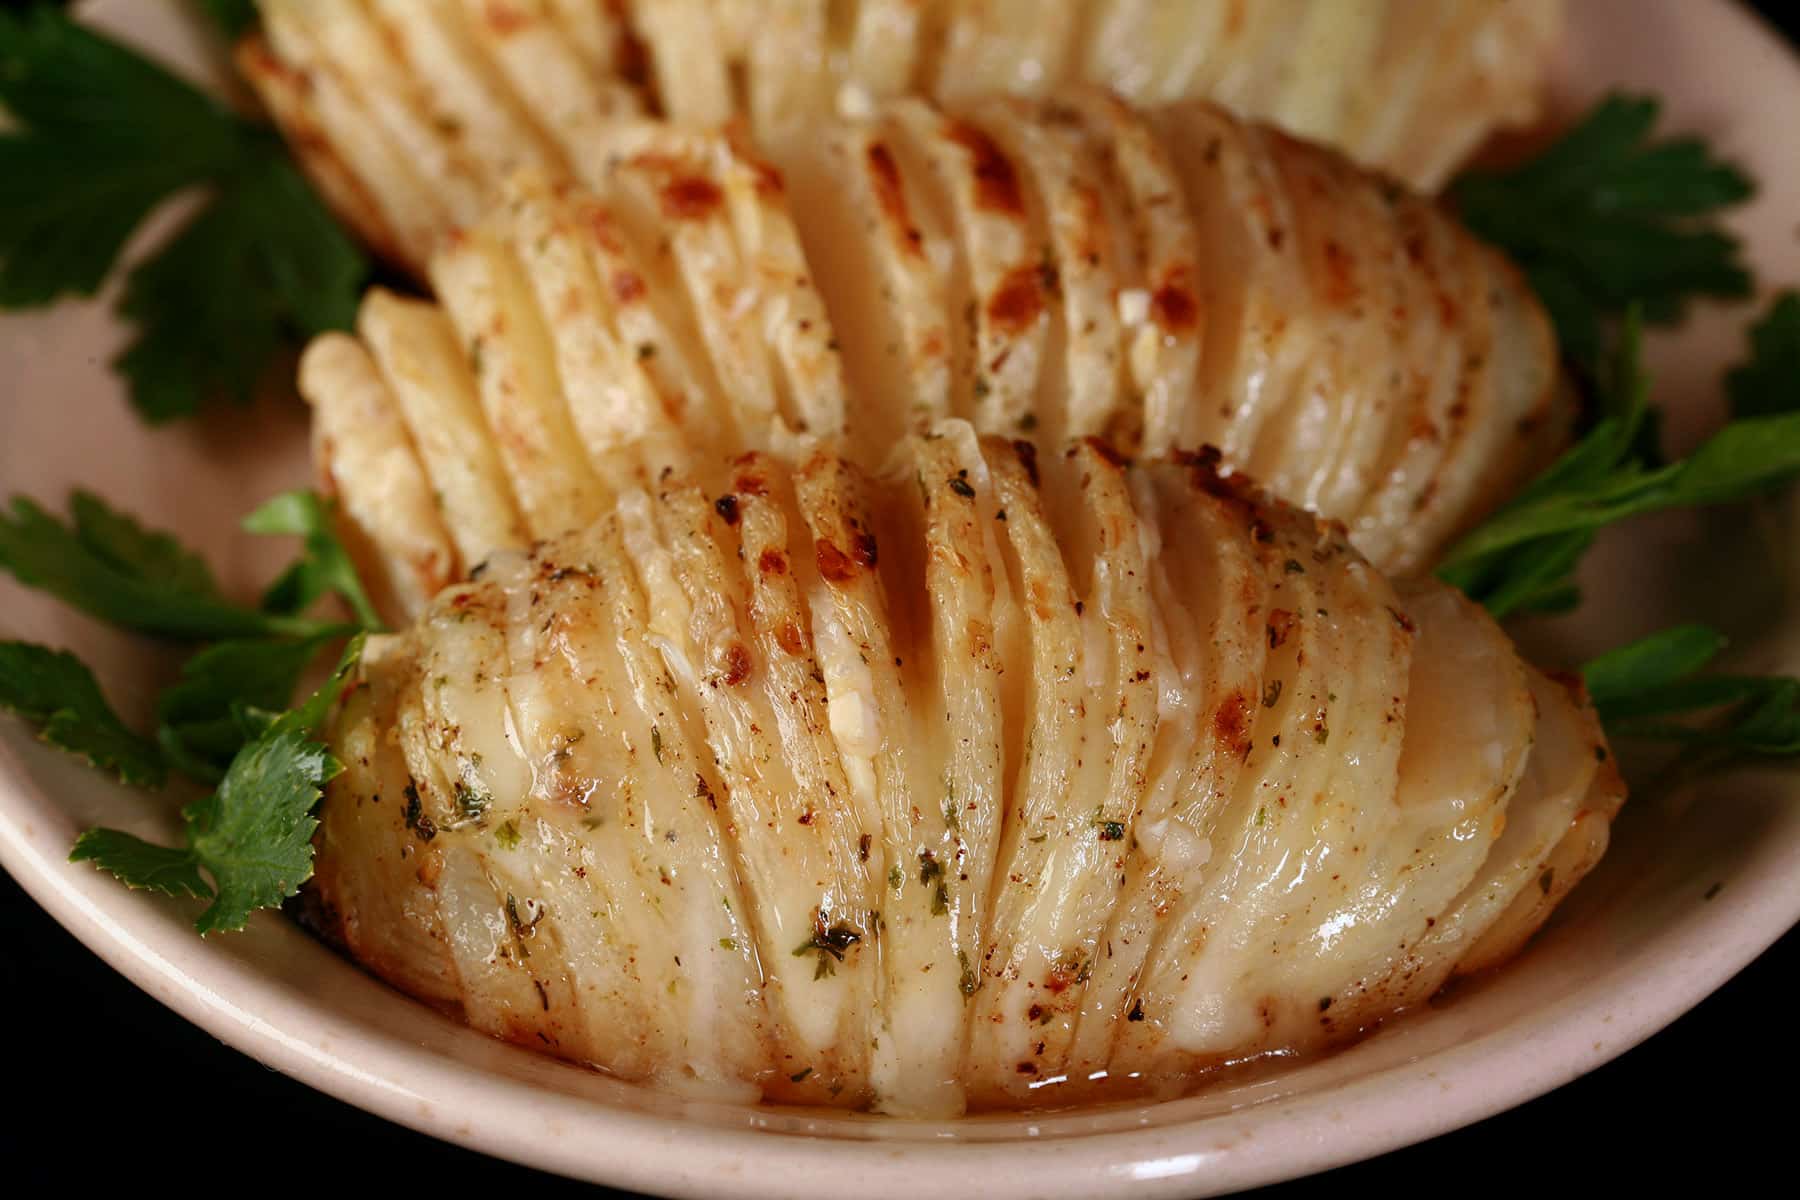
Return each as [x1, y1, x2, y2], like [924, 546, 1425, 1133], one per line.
[4, 1, 1798, 1194]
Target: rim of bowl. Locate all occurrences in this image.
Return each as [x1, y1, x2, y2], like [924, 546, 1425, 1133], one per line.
[3, 0, 1799, 1195]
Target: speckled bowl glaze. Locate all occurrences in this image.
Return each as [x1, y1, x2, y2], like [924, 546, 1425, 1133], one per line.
[3, 2, 1798, 1195]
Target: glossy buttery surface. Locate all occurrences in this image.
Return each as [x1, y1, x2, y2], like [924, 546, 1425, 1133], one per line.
[242, 0, 1558, 268]
[310, 433, 1618, 1114]
[301, 92, 1562, 632]
[1, 1, 1798, 1196]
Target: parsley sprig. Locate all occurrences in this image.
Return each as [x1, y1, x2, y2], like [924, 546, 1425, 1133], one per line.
[0, 489, 372, 641]
[0, 488, 379, 931]
[0, 5, 366, 420]
[0, 643, 164, 787]
[71, 635, 364, 934]
[1584, 625, 1800, 761]
[1437, 303, 1800, 618]
[1453, 93, 1754, 373]
[1434, 285, 1800, 763]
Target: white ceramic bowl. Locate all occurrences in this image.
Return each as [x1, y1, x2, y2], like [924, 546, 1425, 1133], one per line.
[3, 2, 1798, 1195]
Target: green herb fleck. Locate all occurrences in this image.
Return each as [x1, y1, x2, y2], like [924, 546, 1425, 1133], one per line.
[403, 782, 437, 842]
[793, 918, 864, 980]
[920, 847, 950, 915]
[918, 848, 944, 886]
[454, 778, 491, 820]
[505, 892, 544, 953]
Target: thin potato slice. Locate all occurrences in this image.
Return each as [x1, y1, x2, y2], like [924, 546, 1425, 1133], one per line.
[356, 288, 530, 570]
[1194, 0, 1295, 114]
[737, 0, 833, 145]
[787, 120, 957, 454]
[884, 101, 1045, 431]
[1386, 215, 1505, 577]
[840, 0, 925, 101]
[542, 0, 632, 74]
[273, 0, 491, 228]
[715, 135, 849, 440]
[975, 98, 1126, 442]
[1153, 102, 1314, 465]
[452, 0, 643, 177]
[902, 428, 1013, 1092]
[1390, 0, 1564, 192]
[1082, 0, 1223, 104]
[1066, 453, 1267, 1083]
[628, 0, 734, 125]
[496, 170, 678, 463]
[1348, 192, 1471, 573]
[1250, 134, 1389, 512]
[932, 0, 1077, 101]
[366, 0, 564, 181]
[638, 475, 878, 1099]
[553, 184, 732, 460]
[259, 0, 450, 265]
[1053, 90, 1205, 457]
[792, 446, 963, 1116]
[236, 34, 406, 265]
[964, 440, 1160, 1107]
[428, 226, 607, 539]
[602, 135, 783, 449]
[298, 333, 457, 622]
[1259, 0, 1386, 150]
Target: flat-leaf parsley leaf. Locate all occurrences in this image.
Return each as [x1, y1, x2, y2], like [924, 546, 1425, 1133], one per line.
[1438, 314, 1800, 617]
[245, 490, 383, 631]
[1583, 625, 1800, 760]
[1453, 93, 1753, 372]
[70, 633, 365, 933]
[155, 632, 340, 781]
[0, 642, 164, 787]
[1726, 290, 1800, 419]
[0, 6, 365, 420]
[0, 489, 363, 640]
